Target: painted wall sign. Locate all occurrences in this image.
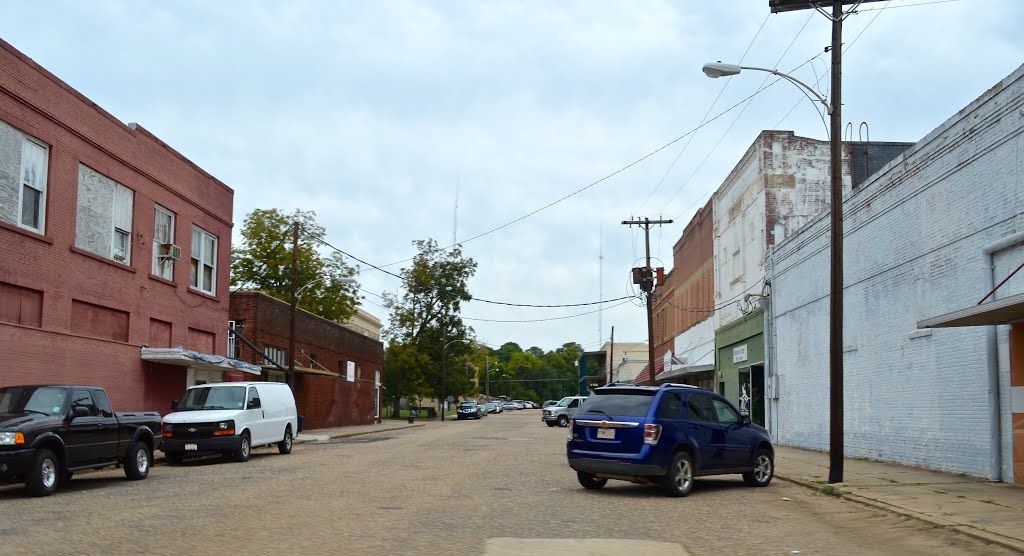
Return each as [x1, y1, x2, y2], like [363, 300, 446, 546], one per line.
[733, 344, 748, 363]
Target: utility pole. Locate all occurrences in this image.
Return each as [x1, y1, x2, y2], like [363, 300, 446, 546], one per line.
[622, 217, 672, 386]
[768, 0, 882, 483]
[485, 356, 490, 400]
[287, 221, 299, 389]
[608, 326, 615, 384]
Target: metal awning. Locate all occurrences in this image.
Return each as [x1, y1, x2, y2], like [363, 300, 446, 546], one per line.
[262, 364, 339, 377]
[656, 363, 715, 382]
[141, 347, 263, 375]
[917, 291, 1024, 328]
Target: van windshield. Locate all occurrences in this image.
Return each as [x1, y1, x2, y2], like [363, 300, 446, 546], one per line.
[177, 386, 246, 411]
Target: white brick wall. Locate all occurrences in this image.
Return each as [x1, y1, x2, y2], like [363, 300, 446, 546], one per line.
[768, 63, 1024, 480]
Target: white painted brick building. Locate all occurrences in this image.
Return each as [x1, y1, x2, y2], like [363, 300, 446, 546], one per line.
[768, 64, 1024, 482]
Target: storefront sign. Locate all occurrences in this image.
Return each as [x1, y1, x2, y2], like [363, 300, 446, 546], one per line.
[733, 344, 748, 363]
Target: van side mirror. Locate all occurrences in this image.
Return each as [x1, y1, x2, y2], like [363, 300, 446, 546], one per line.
[170, 400, 178, 410]
[248, 398, 261, 409]
[71, 406, 90, 418]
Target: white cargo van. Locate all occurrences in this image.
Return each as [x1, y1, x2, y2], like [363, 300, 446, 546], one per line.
[161, 382, 298, 463]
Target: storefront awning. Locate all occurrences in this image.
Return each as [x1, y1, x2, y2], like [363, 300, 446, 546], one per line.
[917, 291, 1024, 328]
[261, 364, 339, 377]
[141, 347, 263, 375]
[656, 363, 715, 382]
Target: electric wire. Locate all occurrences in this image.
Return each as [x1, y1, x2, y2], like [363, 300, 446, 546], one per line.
[633, 12, 771, 215]
[462, 298, 637, 323]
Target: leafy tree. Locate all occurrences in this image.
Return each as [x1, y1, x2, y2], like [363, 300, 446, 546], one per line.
[231, 208, 358, 322]
[382, 239, 478, 412]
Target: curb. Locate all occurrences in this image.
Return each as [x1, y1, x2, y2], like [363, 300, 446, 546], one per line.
[297, 423, 426, 444]
[775, 473, 1024, 554]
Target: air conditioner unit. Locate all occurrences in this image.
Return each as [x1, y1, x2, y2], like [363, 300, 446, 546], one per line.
[160, 243, 182, 261]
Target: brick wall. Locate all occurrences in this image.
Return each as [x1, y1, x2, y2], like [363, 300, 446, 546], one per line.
[768, 63, 1024, 480]
[230, 291, 385, 429]
[0, 38, 234, 413]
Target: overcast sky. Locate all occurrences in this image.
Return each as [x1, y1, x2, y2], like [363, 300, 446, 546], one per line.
[3, 0, 1021, 352]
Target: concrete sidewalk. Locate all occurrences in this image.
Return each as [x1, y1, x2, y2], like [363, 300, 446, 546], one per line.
[293, 420, 425, 444]
[774, 446, 1024, 552]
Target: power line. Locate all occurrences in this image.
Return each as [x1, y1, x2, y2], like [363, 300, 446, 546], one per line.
[471, 295, 635, 308]
[854, 0, 957, 11]
[462, 299, 637, 323]
[633, 12, 771, 215]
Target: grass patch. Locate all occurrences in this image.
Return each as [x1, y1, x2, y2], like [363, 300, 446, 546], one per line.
[819, 485, 846, 498]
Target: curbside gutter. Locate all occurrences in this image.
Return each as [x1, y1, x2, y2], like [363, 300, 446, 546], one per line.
[774, 473, 1024, 554]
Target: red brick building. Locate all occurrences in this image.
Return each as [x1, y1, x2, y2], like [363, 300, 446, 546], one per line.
[229, 291, 385, 429]
[0, 39, 251, 412]
[634, 198, 716, 387]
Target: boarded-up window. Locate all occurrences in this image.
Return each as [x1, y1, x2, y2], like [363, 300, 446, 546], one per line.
[71, 299, 129, 342]
[149, 318, 172, 348]
[75, 165, 134, 264]
[187, 327, 215, 354]
[0, 281, 42, 327]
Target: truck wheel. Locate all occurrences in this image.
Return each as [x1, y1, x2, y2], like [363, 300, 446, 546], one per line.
[26, 448, 60, 497]
[278, 426, 293, 455]
[557, 415, 569, 427]
[577, 471, 608, 490]
[233, 432, 251, 462]
[662, 451, 695, 497]
[125, 441, 151, 480]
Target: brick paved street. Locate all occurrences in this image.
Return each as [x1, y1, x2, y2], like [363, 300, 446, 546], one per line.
[0, 411, 1014, 555]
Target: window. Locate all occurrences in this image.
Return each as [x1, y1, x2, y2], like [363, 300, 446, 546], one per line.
[711, 398, 741, 425]
[190, 225, 217, 294]
[152, 205, 175, 279]
[687, 394, 715, 422]
[19, 138, 48, 232]
[70, 390, 98, 417]
[264, 346, 286, 367]
[657, 392, 683, 420]
[75, 165, 134, 265]
[246, 387, 260, 410]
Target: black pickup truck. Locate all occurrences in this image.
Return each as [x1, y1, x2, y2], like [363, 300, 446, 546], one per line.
[0, 385, 161, 496]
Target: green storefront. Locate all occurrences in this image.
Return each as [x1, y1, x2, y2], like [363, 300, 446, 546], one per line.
[714, 308, 766, 426]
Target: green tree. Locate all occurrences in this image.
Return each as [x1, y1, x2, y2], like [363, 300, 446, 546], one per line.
[231, 208, 358, 323]
[382, 239, 478, 412]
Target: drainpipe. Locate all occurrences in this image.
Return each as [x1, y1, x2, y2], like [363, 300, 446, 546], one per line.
[981, 230, 1024, 481]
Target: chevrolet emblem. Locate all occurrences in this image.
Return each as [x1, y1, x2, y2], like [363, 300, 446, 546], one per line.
[600, 421, 608, 428]
[187, 427, 197, 433]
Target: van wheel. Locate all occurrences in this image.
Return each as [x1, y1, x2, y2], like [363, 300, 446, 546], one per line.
[26, 449, 60, 497]
[125, 442, 151, 480]
[557, 415, 569, 427]
[743, 448, 774, 487]
[278, 427, 293, 454]
[662, 451, 695, 497]
[233, 432, 251, 462]
[577, 471, 608, 490]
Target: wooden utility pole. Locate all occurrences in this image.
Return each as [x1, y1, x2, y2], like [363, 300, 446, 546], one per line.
[608, 326, 615, 384]
[287, 221, 299, 389]
[622, 217, 672, 386]
[768, 0, 886, 483]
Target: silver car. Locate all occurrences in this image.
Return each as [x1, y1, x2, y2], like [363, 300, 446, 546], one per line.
[542, 396, 587, 427]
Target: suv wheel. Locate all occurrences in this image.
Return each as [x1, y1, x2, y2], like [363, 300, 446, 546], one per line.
[577, 471, 607, 490]
[557, 415, 569, 427]
[662, 451, 695, 497]
[742, 448, 774, 487]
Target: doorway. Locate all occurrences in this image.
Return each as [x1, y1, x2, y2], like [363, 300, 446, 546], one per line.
[738, 365, 766, 427]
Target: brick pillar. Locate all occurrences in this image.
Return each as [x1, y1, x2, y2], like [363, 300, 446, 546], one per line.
[1010, 324, 1024, 486]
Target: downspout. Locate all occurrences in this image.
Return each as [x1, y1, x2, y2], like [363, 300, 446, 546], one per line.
[981, 230, 1024, 481]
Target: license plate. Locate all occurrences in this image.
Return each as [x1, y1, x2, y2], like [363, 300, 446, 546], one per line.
[185, 443, 198, 451]
[596, 428, 615, 440]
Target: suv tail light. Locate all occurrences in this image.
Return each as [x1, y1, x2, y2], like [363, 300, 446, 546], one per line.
[643, 423, 662, 445]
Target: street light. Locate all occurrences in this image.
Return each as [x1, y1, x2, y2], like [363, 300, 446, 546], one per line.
[441, 338, 472, 421]
[703, 59, 845, 483]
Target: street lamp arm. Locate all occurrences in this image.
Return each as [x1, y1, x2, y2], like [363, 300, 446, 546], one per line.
[748, 67, 832, 114]
[702, 62, 831, 114]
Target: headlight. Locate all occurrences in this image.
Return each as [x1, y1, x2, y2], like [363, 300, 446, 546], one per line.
[0, 432, 25, 445]
[162, 423, 173, 433]
[218, 421, 231, 430]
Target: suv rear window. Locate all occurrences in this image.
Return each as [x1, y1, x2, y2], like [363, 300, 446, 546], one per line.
[579, 389, 656, 417]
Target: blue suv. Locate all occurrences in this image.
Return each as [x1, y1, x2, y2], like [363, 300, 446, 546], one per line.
[566, 383, 774, 497]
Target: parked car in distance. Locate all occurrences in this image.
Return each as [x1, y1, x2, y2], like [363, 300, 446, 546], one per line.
[542, 396, 587, 427]
[566, 383, 774, 497]
[162, 382, 297, 464]
[502, 402, 518, 411]
[0, 385, 161, 496]
[483, 402, 498, 414]
[457, 401, 484, 420]
[491, 401, 503, 414]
